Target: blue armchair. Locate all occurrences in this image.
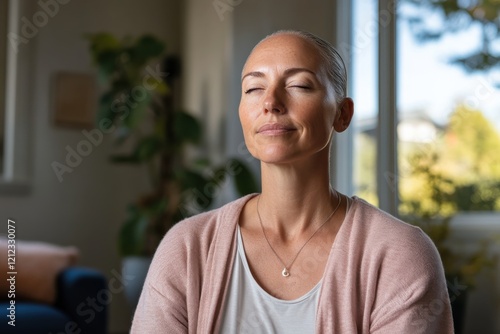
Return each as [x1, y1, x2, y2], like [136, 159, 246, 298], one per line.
[0, 267, 108, 334]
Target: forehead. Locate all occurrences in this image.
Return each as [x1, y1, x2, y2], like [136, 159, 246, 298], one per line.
[242, 34, 324, 76]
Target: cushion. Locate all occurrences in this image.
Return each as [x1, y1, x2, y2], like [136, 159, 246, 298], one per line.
[0, 238, 79, 304]
[0, 301, 72, 333]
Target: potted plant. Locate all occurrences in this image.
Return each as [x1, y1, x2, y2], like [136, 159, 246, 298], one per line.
[86, 33, 258, 306]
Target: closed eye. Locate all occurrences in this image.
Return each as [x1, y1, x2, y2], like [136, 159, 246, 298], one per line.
[244, 88, 263, 94]
[290, 85, 311, 90]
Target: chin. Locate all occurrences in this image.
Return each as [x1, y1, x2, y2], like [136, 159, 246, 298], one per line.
[256, 151, 301, 165]
[257, 145, 331, 166]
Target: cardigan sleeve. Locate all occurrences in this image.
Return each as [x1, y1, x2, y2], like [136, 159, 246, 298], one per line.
[369, 228, 454, 334]
[131, 280, 188, 333]
[129, 199, 244, 334]
[130, 222, 192, 334]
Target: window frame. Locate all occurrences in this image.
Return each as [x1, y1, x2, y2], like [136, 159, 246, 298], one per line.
[338, 0, 500, 226]
[0, 0, 33, 194]
[0, 0, 8, 176]
[331, 0, 354, 196]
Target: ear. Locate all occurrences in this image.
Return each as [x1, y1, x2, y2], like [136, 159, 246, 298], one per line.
[333, 98, 354, 133]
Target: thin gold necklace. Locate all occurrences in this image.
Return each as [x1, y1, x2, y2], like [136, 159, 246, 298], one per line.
[256, 191, 342, 278]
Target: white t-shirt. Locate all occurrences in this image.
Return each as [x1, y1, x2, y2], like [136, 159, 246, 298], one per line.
[219, 226, 321, 333]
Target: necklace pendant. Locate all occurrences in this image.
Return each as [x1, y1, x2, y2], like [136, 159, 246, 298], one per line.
[282, 268, 290, 277]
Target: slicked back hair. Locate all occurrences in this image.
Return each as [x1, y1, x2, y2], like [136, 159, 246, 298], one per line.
[258, 30, 348, 106]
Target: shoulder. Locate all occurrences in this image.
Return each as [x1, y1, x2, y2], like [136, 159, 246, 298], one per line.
[350, 197, 432, 247]
[349, 197, 418, 232]
[162, 194, 257, 248]
[347, 197, 442, 276]
[345, 198, 452, 332]
[145, 194, 256, 286]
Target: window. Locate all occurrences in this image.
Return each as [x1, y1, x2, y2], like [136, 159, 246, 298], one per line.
[348, 0, 399, 213]
[397, 1, 500, 216]
[351, 0, 378, 206]
[0, 0, 8, 175]
[349, 0, 500, 217]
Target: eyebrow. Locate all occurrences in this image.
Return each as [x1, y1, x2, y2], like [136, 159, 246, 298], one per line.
[241, 67, 316, 82]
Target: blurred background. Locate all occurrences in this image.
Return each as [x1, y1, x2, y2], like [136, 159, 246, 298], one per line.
[0, 0, 499, 333]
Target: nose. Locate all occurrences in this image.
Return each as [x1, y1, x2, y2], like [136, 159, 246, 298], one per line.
[263, 86, 285, 114]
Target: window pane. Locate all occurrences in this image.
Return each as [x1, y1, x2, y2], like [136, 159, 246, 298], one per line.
[352, 0, 378, 205]
[397, 1, 500, 216]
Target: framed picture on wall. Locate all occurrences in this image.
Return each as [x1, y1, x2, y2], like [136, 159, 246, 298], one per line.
[52, 72, 96, 128]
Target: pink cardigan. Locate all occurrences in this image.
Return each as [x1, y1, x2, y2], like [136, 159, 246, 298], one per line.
[131, 195, 454, 333]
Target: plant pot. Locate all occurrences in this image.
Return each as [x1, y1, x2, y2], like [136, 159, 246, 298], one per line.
[122, 256, 152, 309]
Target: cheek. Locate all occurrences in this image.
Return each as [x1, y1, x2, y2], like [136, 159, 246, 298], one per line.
[301, 105, 336, 146]
[238, 102, 263, 158]
[307, 120, 332, 144]
[304, 101, 335, 131]
[318, 101, 336, 133]
[239, 99, 259, 131]
[238, 105, 250, 134]
[238, 104, 254, 144]
[239, 119, 257, 159]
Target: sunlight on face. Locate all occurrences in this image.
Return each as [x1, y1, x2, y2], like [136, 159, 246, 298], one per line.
[239, 33, 338, 165]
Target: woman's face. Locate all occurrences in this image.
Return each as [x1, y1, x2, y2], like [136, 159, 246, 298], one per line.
[239, 34, 339, 165]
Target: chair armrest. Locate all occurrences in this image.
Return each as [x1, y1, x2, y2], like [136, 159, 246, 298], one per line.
[55, 267, 108, 334]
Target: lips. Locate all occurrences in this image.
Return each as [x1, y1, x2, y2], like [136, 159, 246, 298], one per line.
[257, 123, 296, 135]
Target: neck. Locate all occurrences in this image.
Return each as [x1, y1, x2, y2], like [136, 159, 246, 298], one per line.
[258, 153, 339, 241]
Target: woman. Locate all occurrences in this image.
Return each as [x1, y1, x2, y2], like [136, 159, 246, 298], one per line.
[131, 30, 453, 333]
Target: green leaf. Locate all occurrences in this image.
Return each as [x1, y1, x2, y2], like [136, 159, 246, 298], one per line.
[175, 168, 209, 191]
[173, 111, 202, 144]
[228, 158, 259, 195]
[96, 50, 121, 83]
[154, 81, 169, 95]
[119, 212, 149, 256]
[175, 168, 214, 217]
[86, 33, 121, 74]
[149, 197, 168, 216]
[122, 89, 152, 128]
[135, 136, 163, 161]
[193, 158, 212, 168]
[86, 33, 121, 55]
[97, 92, 117, 128]
[137, 35, 165, 55]
[129, 35, 165, 66]
[153, 113, 166, 138]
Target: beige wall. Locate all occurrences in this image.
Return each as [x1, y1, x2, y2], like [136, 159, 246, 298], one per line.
[0, 0, 181, 332]
[181, 0, 233, 164]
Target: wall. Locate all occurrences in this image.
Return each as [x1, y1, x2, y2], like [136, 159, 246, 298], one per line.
[0, 0, 181, 332]
[182, 0, 232, 165]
